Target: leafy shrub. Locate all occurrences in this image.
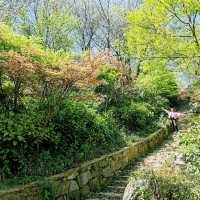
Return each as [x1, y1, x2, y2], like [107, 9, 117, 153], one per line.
[113, 102, 154, 131]
[190, 79, 200, 114]
[0, 24, 103, 113]
[95, 68, 119, 94]
[131, 167, 200, 200]
[95, 66, 134, 110]
[139, 93, 169, 115]
[53, 99, 126, 149]
[18, 150, 72, 177]
[95, 67, 156, 131]
[136, 61, 178, 102]
[0, 111, 59, 178]
[95, 67, 122, 110]
[38, 179, 56, 200]
[191, 79, 200, 91]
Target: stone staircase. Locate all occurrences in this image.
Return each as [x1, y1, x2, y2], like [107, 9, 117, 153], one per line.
[85, 169, 132, 200]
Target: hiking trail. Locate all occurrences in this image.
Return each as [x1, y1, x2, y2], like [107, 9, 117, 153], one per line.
[85, 109, 190, 200]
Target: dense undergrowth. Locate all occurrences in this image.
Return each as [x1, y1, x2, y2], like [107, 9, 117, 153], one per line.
[0, 24, 178, 188]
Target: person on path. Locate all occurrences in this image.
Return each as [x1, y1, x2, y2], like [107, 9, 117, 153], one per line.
[162, 108, 185, 132]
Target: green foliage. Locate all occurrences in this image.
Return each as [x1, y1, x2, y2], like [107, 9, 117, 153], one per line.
[0, 176, 41, 191]
[38, 179, 56, 200]
[192, 79, 200, 92]
[95, 67, 125, 109]
[178, 83, 200, 178]
[127, 0, 200, 75]
[0, 23, 71, 65]
[190, 80, 200, 113]
[113, 102, 154, 131]
[180, 115, 200, 175]
[94, 65, 168, 132]
[53, 99, 125, 148]
[19, 1, 77, 51]
[96, 68, 119, 94]
[136, 61, 178, 100]
[141, 94, 169, 115]
[132, 168, 200, 200]
[0, 112, 58, 146]
[0, 111, 58, 178]
[109, 60, 179, 132]
[0, 98, 127, 179]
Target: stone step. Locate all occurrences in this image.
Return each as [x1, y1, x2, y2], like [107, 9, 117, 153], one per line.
[117, 173, 131, 178]
[120, 170, 134, 176]
[85, 193, 109, 200]
[113, 175, 130, 180]
[87, 191, 123, 200]
[95, 192, 123, 199]
[112, 179, 128, 185]
[85, 170, 130, 200]
[106, 185, 126, 193]
[117, 175, 130, 179]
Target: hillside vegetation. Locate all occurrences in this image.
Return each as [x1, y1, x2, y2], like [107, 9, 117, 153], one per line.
[0, 24, 178, 186]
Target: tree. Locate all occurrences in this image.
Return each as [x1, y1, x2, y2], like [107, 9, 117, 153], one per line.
[68, 0, 100, 52]
[27, 0, 77, 51]
[0, 0, 27, 24]
[136, 60, 178, 99]
[127, 0, 200, 76]
[3, 0, 77, 51]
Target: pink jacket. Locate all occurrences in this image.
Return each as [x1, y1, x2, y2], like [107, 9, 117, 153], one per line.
[168, 111, 184, 119]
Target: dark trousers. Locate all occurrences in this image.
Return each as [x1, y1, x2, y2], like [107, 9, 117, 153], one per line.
[171, 118, 178, 132]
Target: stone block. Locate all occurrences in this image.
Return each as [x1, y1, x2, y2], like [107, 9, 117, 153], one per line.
[90, 164, 99, 178]
[69, 180, 79, 192]
[53, 180, 69, 196]
[98, 158, 109, 168]
[120, 157, 129, 169]
[102, 167, 113, 178]
[127, 147, 137, 161]
[78, 171, 91, 186]
[80, 185, 90, 196]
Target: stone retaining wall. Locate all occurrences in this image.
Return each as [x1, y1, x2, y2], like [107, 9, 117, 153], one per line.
[0, 122, 172, 200]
